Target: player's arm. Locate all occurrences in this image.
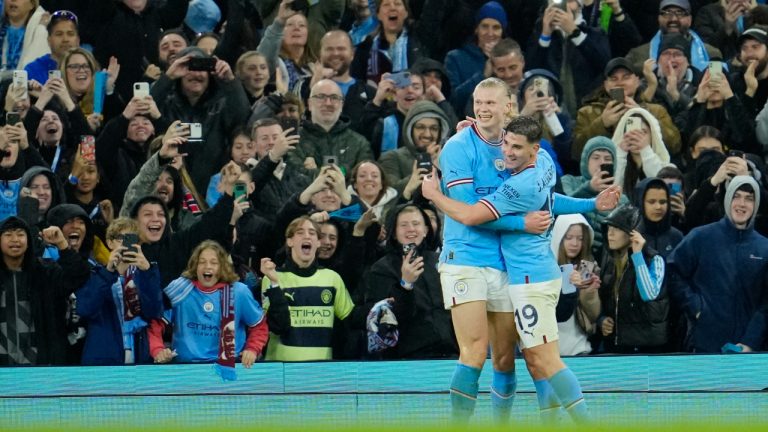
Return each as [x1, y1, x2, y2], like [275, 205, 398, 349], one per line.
[553, 185, 622, 215]
[422, 170, 495, 225]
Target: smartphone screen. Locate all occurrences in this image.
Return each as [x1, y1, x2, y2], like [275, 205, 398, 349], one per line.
[6, 111, 20, 126]
[80, 135, 96, 162]
[609, 88, 625, 105]
[122, 233, 139, 254]
[233, 182, 248, 201]
[416, 153, 432, 171]
[600, 163, 614, 179]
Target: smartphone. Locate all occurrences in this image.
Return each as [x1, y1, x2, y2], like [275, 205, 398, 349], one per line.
[416, 152, 432, 171]
[122, 233, 139, 255]
[709, 61, 723, 82]
[48, 70, 62, 80]
[624, 116, 642, 134]
[182, 122, 202, 141]
[175, 141, 189, 155]
[549, 0, 568, 11]
[600, 163, 614, 179]
[133, 82, 150, 99]
[668, 182, 682, 196]
[233, 182, 248, 201]
[5, 111, 20, 126]
[389, 71, 412, 89]
[80, 135, 96, 162]
[609, 88, 625, 105]
[533, 77, 549, 97]
[17, 195, 39, 227]
[279, 117, 300, 137]
[728, 149, 745, 158]
[579, 260, 597, 280]
[12, 70, 27, 98]
[289, 0, 309, 11]
[187, 57, 217, 72]
[402, 242, 420, 263]
[323, 155, 337, 166]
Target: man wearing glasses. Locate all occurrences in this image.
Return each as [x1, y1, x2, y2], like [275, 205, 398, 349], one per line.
[24, 10, 80, 85]
[286, 79, 373, 180]
[626, 0, 721, 73]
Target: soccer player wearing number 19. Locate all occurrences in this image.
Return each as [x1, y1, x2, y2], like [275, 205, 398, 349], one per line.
[424, 116, 619, 423]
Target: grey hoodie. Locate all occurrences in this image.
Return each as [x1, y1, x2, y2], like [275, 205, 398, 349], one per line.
[378, 100, 450, 193]
[724, 175, 761, 230]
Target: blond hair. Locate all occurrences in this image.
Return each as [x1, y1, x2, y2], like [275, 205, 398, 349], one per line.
[106, 217, 139, 241]
[181, 240, 239, 284]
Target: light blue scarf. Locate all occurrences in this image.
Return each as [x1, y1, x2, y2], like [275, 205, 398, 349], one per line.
[381, 114, 400, 153]
[369, 28, 410, 77]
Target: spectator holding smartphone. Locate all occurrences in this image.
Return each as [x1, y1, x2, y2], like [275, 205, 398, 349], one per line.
[75, 217, 163, 365]
[362, 203, 457, 359]
[378, 100, 448, 196]
[560, 136, 628, 256]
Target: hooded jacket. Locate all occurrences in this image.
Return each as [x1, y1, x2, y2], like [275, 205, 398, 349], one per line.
[0, 145, 47, 221]
[612, 107, 671, 196]
[573, 89, 681, 162]
[20, 166, 66, 226]
[550, 214, 601, 355]
[363, 204, 457, 359]
[633, 178, 683, 260]
[286, 116, 374, 181]
[47, 204, 95, 262]
[560, 136, 628, 255]
[378, 100, 450, 193]
[0, 217, 90, 365]
[668, 176, 768, 352]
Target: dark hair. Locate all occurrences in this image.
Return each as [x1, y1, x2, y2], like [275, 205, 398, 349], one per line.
[159, 28, 190, 45]
[229, 125, 250, 142]
[47, 10, 79, 33]
[657, 165, 684, 181]
[505, 115, 542, 142]
[159, 165, 184, 214]
[129, 195, 169, 219]
[688, 125, 722, 152]
[349, 160, 390, 205]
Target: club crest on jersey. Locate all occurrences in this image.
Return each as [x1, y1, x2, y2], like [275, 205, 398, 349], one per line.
[203, 301, 214, 313]
[454, 281, 468, 296]
[321, 289, 333, 304]
[494, 159, 505, 171]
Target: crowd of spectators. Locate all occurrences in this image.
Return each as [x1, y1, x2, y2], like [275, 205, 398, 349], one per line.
[1, 0, 768, 367]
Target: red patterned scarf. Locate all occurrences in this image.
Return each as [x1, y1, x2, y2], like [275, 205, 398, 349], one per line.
[193, 280, 235, 381]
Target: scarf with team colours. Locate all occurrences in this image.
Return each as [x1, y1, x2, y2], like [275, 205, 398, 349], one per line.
[193, 280, 236, 381]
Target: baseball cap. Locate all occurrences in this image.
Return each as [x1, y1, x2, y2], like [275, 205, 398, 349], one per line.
[604, 57, 636, 78]
[739, 27, 768, 47]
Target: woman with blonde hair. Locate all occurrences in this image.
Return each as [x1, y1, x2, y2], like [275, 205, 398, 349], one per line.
[148, 240, 268, 374]
[1, 0, 49, 70]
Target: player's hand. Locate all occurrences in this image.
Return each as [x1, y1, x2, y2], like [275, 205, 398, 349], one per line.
[523, 210, 551, 234]
[596, 185, 621, 211]
[601, 317, 615, 336]
[420, 167, 441, 200]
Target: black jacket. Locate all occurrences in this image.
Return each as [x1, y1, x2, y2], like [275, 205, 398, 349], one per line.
[0, 217, 90, 365]
[599, 246, 669, 352]
[363, 204, 457, 359]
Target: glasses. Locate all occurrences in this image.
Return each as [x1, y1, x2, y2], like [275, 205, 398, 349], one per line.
[310, 94, 344, 103]
[66, 63, 90, 72]
[50, 10, 78, 26]
[659, 10, 690, 18]
[413, 124, 440, 133]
